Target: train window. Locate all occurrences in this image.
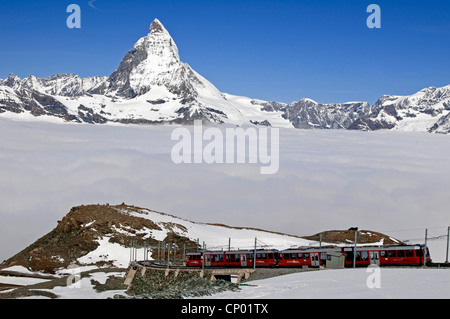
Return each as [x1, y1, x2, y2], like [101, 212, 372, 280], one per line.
[290, 253, 296, 259]
[268, 253, 274, 259]
[262, 253, 267, 259]
[297, 253, 303, 259]
[355, 252, 361, 261]
[303, 253, 309, 259]
[230, 254, 236, 262]
[380, 251, 387, 258]
[226, 255, 231, 262]
[256, 253, 261, 259]
[388, 250, 396, 258]
[415, 249, 423, 257]
[283, 253, 290, 260]
[361, 251, 368, 261]
[397, 250, 405, 257]
[405, 250, 414, 257]
[247, 254, 252, 259]
[320, 253, 326, 260]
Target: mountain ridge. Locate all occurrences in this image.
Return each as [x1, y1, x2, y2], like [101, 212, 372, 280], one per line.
[0, 19, 449, 133]
[0, 204, 402, 274]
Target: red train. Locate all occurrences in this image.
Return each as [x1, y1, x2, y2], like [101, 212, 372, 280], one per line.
[186, 245, 431, 268]
[186, 249, 278, 268]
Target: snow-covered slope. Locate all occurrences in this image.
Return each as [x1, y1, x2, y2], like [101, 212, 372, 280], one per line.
[198, 268, 450, 299]
[1, 204, 327, 272]
[1, 204, 401, 273]
[349, 85, 450, 133]
[0, 73, 106, 97]
[2, 264, 448, 299]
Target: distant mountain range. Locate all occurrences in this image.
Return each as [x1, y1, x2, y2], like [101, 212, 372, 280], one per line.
[1, 19, 449, 133]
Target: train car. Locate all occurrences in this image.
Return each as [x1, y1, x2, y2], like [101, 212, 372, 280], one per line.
[278, 247, 340, 267]
[247, 249, 279, 267]
[203, 251, 226, 267]
[186, 249, 279, 268]
[224, 250, 250, 267]
[342, 245, 431, 267]
[186, 252, 203, 267]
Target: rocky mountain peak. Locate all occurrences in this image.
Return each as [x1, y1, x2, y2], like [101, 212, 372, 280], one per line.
[149, 18, 166, 34]
[102, 19, 183, 99]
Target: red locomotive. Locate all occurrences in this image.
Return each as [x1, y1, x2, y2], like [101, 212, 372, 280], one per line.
[186, 244, 431, 268]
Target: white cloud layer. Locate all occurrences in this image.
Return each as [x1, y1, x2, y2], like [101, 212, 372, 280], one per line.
[0, 118, 449, 262]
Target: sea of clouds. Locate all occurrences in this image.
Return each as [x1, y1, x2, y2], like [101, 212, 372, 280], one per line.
[1, 117, 449, 262]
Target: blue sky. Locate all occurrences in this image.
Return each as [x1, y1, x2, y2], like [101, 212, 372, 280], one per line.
[0, 0, 449, 104]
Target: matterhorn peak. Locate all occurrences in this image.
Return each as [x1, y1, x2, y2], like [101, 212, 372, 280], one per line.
[149, 18, 166, 34]
[102, 18, 183, 98]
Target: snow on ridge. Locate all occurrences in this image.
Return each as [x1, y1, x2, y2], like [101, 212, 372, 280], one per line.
[111, 206, 319, 251]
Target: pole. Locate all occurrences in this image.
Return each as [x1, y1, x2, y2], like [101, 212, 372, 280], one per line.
[167, 243, 171, 268]
[162, 242, 165, 263]
[158, 242, 160, 261]
[253, 237, 257, 269]
[202, 241, 205, 271]
[174, 245, 177, 263]
[353, 231, 357, 268]
[424, 228, 428, 267]
[446, 226, 449, 264]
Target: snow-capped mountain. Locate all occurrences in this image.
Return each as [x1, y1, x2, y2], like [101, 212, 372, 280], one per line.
[0, 18, 449, 133]
[1, 73, 106, 97]
[0, 19, 290, 127]
[282, 99, 372, 129]
[348, 85, 450, 133]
